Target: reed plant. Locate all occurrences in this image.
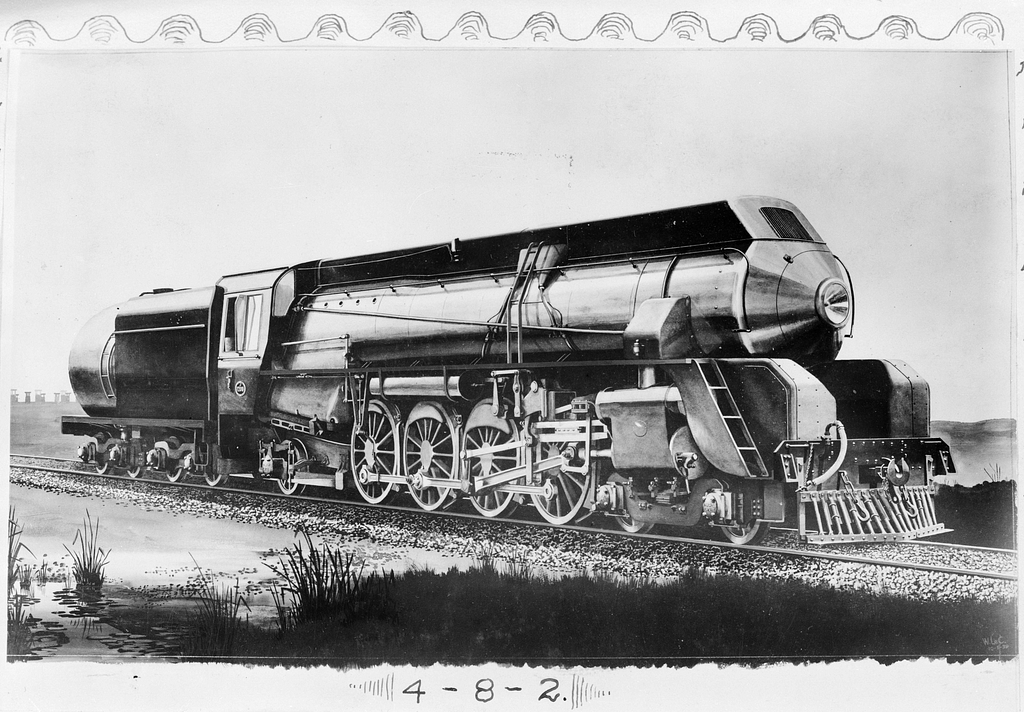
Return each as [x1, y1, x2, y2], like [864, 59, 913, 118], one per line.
[16, 564, 33, 590]
[265, 530, 395, 634]
[7, 508, 36, 659]
[63, 511, 110, 588]
[7, 507, 33, 594]
[180, 556, 251, 660]
[983, 463, 1004, 482]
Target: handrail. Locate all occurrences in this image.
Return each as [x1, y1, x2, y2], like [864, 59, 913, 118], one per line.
[298, 305, 623, 336]
[832, 254, 855, 338]
[722, 248, 751, 333]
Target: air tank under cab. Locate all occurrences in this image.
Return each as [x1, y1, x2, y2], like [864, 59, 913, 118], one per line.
[62, 196, 955, 544]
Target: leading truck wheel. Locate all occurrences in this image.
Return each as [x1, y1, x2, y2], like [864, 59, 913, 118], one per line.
[721, 521, 771, 546]
[615, 515, 655, 535]
[351, 400, 400, 505]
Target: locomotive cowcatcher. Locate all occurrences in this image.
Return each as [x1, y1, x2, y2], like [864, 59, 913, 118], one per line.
[63, 196, 955, 544]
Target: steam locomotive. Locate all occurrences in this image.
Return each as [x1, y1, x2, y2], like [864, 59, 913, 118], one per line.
[63, 196, 955, 544]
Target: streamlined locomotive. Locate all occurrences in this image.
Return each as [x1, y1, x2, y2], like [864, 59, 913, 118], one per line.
[63, 196, 955, 544]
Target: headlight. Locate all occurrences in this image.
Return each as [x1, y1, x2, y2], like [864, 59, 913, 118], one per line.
[815, 278, 851, 328]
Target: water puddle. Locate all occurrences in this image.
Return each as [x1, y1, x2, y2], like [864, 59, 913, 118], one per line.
[9, 580, 184, 661]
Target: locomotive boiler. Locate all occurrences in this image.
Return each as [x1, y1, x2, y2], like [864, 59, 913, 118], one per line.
[63, 196, 955, 544]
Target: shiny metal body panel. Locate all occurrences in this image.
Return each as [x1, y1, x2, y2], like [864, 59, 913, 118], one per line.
[663, 358, 836, 478]
[595, 386, 683, 471]
[280, 239, 846, 370]
[68, 304, 120, 417]
[809, 359, 930, 438]
[88, 288, 220, 421]
[720, 358, 838, 443]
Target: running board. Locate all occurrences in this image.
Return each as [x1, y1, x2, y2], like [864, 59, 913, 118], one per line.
[293, 474, 338, 487]
[227, 471, 337, 487]
[798, 484, 947, 544]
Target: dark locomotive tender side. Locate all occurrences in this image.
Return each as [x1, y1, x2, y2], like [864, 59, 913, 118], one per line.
[63, 196, 955, 544]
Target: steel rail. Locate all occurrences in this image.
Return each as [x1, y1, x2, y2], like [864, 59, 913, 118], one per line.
[9, 456, 1017, 583]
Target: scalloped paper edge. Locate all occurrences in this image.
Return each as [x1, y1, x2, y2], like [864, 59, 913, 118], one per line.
[2, 11, 1005, 49]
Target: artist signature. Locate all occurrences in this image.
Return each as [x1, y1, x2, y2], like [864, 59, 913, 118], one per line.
[982, 635, 1011, 654]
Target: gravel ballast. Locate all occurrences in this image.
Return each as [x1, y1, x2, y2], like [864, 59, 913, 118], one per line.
[9, 462, 1017, 605]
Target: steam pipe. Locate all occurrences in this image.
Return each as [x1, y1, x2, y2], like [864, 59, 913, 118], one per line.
[808, 421, 848, 487]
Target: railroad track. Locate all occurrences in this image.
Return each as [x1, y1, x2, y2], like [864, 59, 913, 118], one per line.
[9, 453, 1017, 584]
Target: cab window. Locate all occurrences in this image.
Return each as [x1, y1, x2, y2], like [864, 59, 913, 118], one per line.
[223, 293, 263, 354]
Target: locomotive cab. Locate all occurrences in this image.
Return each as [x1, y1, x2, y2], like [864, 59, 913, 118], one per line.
[214, 268, 293, 455]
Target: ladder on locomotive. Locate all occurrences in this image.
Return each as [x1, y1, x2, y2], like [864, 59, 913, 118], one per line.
[695, 359, 770, 479]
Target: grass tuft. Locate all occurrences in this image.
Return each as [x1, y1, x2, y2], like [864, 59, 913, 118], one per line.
[464, 539, 536, 580]
[62, 510, 110, 588]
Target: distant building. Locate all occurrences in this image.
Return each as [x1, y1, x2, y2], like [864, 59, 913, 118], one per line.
[9, 389, 77, 404]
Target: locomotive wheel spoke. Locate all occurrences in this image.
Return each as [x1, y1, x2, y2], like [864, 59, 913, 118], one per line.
[352, 400, 400, 505]
[532, 446, 592, 526]
[403, 402, 458, 512]
[465, 422, 520, 518]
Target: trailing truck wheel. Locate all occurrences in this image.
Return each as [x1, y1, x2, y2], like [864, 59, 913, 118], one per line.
[721, 521, 771, 546]
[278, 440, 307, 496]
[95, 455, 112, 475]
[167, 465, 187, 483]
[351, 400, 400, 505]
[126, 464, 144, 479]
[403, 401, 458, 512]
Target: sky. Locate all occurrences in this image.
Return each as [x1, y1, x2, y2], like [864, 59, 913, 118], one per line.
[2, 47, 1015, 421]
